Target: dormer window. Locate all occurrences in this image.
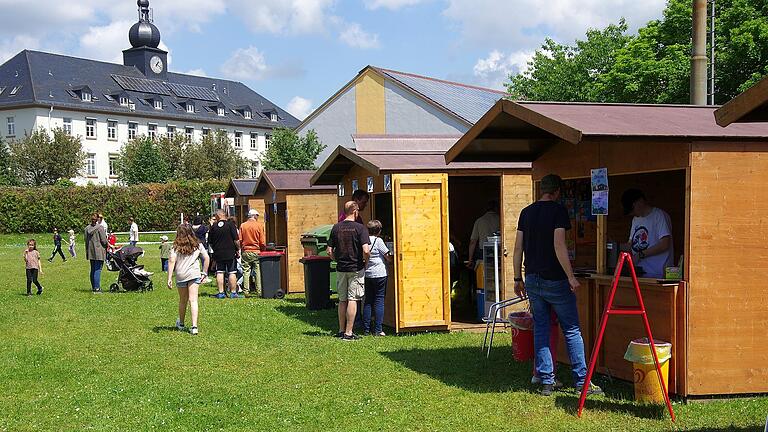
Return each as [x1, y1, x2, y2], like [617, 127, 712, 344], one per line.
[119, 96, 129, 106]
[154, 100, 163, 110]
[270, 112, 278, 122]
[244, 110, 252, 120]
[10, 85, 22, 96]
[217, 107, 225, 117]
[82, 91, 92, 102]
[186, 103, 195, 114]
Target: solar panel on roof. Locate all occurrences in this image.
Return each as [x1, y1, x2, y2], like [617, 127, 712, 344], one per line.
[165, 82, 219, 102]
[111, 74, 170, 95]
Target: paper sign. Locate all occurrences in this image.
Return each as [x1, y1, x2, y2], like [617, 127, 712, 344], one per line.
[591, 168, 608, 192]
[367, 176, 374, 193]
[591, 168, 609, 215]
[351, 179, 359, 192]
[384, 175, 392, 192]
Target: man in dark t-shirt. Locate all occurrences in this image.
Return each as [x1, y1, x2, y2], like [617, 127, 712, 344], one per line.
[208, 210, 240, 299]
[328, 201, 370, 341]
[513, 174, 602, 397]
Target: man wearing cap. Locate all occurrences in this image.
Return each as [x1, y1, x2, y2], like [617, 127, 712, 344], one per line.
[513, 174, 602, 397]
[239, 208, 267, 297]
[621, 189, 673, 279]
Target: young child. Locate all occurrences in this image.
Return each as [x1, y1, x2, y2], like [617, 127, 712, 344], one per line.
[23, 239, 44, 296]
[48, 228, 66, 263]
[167, 225, 210, 335]
[107, 232, 117, 253]
[159, 235, 172, 272]
[68, 229, 77, 258]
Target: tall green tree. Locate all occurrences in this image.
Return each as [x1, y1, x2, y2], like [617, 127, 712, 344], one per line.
[261, 128, 325, 170]
[9, 128, 85, 186]
[184, 130, 251, 180]
[0, 138, 17, 186]
[116, 136, 170, 185]
[156, 134, 187, 180]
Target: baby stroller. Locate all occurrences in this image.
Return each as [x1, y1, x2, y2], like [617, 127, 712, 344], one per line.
[106, 245, 153, 292]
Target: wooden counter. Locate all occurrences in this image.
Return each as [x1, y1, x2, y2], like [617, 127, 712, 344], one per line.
[556, 275, 684, 395]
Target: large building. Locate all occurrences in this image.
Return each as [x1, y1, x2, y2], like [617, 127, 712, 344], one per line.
[297, 65, 506, 164]
[0, 0, 298, 185]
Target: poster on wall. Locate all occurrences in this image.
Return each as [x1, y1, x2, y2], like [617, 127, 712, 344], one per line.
[351, 179, 359, 192]
[590, 168, 609, 215]
[383, 175, 392, 192]
[366, 176, 374, 193]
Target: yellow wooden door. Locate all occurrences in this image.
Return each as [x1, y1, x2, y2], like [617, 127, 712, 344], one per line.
[393, 173, 450, 331]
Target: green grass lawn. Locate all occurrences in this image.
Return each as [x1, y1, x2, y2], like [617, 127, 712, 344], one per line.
[1, 234, 766, 431]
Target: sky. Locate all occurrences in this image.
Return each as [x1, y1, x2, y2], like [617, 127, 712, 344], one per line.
[0, 0, 668, 120]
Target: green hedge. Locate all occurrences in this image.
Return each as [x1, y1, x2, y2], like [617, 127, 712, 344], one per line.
[0, 180, 227, 233]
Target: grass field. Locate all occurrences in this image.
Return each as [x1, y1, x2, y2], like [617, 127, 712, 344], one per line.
[1, 234, 766, 431]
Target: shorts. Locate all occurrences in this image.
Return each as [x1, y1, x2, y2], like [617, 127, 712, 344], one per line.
[177, 277, 201, 288]
[337, 270, 365, 301]
[215, 259, 237, 275]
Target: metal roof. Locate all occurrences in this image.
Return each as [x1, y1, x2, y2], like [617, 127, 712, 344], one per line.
[226, 179, 259, 197]
[257, 170, 336, 195]
[373, 67, 508, 124]
[0, 50, 299, 129]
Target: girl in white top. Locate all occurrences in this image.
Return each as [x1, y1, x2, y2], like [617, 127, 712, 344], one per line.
[167, 224, 210, 335]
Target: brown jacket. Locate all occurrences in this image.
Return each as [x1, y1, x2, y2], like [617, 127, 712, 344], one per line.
[239, 218, 267, 253]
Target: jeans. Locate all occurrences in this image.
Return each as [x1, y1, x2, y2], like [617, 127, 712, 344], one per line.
[49, 244, 66, 261]
[161, 258, 168, 272]
[89, 260, 104, 291]
[525, 274, 587, 387]
[362, 276, 387, 333]
[26, 268, 43, 294]
[69, 243, 77, 258]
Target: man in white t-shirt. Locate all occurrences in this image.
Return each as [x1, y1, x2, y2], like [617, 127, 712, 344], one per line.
[621, 189, 673, 279]
[129, 217, 139, 247]
[466, 200, 500, 268]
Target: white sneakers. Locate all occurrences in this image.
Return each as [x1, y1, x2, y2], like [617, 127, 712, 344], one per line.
[190, 326, 198, 335]
[176, 319, 198, 335]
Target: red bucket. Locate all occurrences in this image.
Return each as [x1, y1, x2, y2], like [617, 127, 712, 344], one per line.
[508, 312, 534, 362]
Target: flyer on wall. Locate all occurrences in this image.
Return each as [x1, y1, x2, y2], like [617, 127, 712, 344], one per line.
[591, 168, 609, 215]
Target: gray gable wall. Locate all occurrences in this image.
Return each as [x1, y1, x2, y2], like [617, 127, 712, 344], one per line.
[384, 80, 468, 136]
[301, 85, 356, 166]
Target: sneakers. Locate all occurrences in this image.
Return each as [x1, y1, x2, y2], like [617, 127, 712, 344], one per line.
[531, 376, 563, 389]
[190, 326, 199, 335]
[175, 319, 185, 331]
[540, 384, 554, 396]
[36, 287, 43, 295]
[576, 382, 605, 396]
[341, 333, 361, 341]
[334, 331, 344, 338]
[215, 292, 226, 299]
[229, 292, 241, 299]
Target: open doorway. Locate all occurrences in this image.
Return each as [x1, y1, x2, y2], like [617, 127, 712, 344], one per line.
[448, 176, 501, 323]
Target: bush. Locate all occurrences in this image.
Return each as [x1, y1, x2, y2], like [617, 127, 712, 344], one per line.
[0, 180, 227, 233]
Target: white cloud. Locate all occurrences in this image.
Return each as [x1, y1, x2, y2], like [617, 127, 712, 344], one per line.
[228, 0, 335, 35]
[286, 96, 314, 120]
[183, 68, 208, 77]
[339, 23, 380, 49]
[443, 0, 666, 48]
[473, 49, 535, 89]
[365, 0, 425, 10]
[78, 20, 172, 65]
[221, 46, 269, 80]
[0, 35, 40, 64]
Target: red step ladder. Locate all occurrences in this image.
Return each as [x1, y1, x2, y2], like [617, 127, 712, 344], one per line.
[577, 252, 675, 421]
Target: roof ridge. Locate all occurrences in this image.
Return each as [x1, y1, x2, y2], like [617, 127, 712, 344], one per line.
[373, 66, 508, 95]
[23, 49, 140, 70]
[517, 100, 722, 109]
[22, 51, 37, 102]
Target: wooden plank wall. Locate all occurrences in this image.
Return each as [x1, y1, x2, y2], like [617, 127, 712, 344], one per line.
[687, 142, 768, 395]
[284, 192, 338, 293]
[501, 173, 533, 302]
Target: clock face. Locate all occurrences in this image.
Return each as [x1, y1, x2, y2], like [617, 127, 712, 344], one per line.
[150, 55, 164, 74]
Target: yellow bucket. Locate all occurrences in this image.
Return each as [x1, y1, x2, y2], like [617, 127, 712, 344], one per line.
[624, 338, 672, 404]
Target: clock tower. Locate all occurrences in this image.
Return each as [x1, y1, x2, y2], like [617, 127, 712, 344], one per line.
[123, 0, 168, 79]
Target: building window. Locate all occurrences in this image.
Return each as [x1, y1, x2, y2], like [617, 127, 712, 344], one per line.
[270, 112, 278, 122]
[63, 118, 72, 135]
[109, 154, 118, 177]
[86, 153, 96, 176]
[250, 162, 259, 178]
[82, 91, 91, 102]
[85, 118, 96, 139]
[167, 125, 176, 139]
[0, 87, 5, 95]
[265, 134, 272, 149]
[119, 96, 129, 106]
[185, 127, 194, 142]
[154, 100, 163, 110]
[186, 104, 194, 114]
[202, 127, 210, 137]
[10, 85, 22, 96]
[148, 123, 157, 139]
[234, 131, 242, 148]
[128, 122, 138, 140]
[6, 116, 15, 137]
[250, 132, 258, 150]
[107, 120, 117, 140]
[244, 110, 252, 120]
[217, 107, 225, 117]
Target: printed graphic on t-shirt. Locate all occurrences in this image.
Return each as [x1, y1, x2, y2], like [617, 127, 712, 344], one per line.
[631, 226, 650, 252]
[217, 221, 224, 228]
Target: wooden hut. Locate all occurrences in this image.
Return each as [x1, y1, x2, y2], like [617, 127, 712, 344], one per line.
[312, 135, 532, 333]
[251, 171, 337, 293]
[225, 178, 262, 226]
[446, 99, 768, 398]
[715, 75, 768, 126]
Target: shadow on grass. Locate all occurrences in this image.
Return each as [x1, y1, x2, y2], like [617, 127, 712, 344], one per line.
[554, 393, 669, 420]
[380, 346, 535, 393]
[276, 302, 338, 335]
[152, 325, 179, 333]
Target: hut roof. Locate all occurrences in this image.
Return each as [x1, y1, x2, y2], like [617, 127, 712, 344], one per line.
[714, 76, 768, 127]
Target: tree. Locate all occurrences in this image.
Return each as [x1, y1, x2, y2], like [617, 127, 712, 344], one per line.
[116, 136, 170, 185]
[0, 138, 18, 186]
[183, 130, 251, 180]
[156, 134, 187, 180]
[9, 128, 86, 186]
[261, 128, 326, 170]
